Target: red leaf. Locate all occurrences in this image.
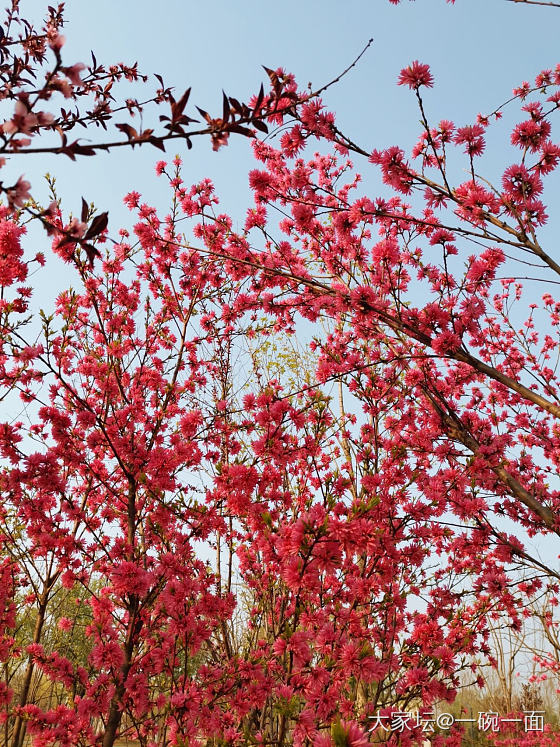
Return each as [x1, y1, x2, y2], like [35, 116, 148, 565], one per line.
[171, 87, 191, 122]
[84, 211, 108, 241]
[116, 123, 139, 140]
[252, 118, 268, 134]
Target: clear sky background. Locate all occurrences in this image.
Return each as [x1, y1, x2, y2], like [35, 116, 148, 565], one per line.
[15, 0, 560, 244]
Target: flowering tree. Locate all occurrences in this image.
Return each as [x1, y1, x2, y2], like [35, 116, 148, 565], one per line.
[0, 0, 300, 263]
[1, 1, 560, 746]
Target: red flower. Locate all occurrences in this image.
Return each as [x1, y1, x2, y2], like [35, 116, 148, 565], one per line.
[0, 219, 26, 286]
[398, 60, 434, 90]
[454, 124, 486, 157]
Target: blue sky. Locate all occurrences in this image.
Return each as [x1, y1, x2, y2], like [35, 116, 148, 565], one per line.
[16, 0, 560, 239]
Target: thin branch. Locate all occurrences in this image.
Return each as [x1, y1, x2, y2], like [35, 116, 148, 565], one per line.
[310, 38, 374, 98]
[506, 0, 560, 7]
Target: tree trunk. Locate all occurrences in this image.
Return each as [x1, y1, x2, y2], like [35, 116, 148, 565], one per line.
[11, 589, 49, 747]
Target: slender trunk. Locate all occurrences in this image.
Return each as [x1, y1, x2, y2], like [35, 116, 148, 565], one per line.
[100, 668, 131, 747]
[11, 589, 49, 747]
[277, 651, 293, 747]
[101, 617, 138, 747]
[102, 480, 139, 747]
[3, 662, 11, 747]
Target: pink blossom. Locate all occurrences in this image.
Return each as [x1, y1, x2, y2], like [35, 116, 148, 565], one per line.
[62, 63, 85, 85]
[90, 641, 124, 670]
[109, 561, 152, 597]
[6, 177, 31, 208]
[124, 191, 141, 209]
[432, 329, 462, 354]
[0, 219, 26, 286]
[398, 60, 434, 90]
[454, 124, 486, 157]
[48, 32, 65, 51]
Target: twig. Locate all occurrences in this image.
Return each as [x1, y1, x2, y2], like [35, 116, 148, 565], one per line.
[311, 38, 374, 98]
[506, 0, 560, 7]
